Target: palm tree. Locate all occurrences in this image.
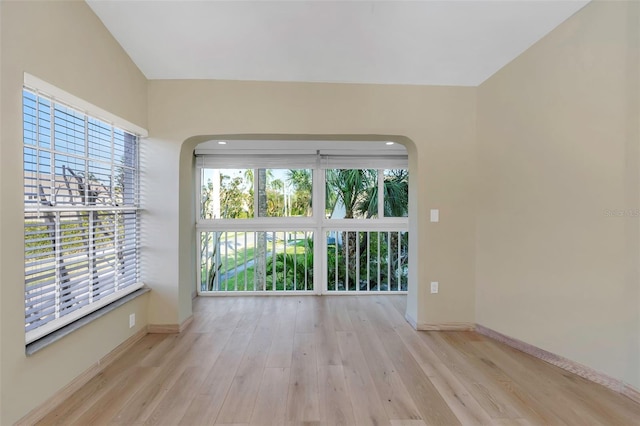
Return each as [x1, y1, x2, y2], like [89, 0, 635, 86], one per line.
[286, 169, 312, 216]
[325, 169, 375, 288]
[325, 168, 409, 290]
[325, 169, 376, 219]
[360, 169, 409, 218]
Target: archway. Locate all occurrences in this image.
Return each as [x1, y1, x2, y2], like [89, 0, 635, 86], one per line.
[177, 135, 419, 321]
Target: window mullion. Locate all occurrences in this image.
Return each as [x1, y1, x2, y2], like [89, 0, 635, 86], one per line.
[314, 165, 324, 294]
[89, 211, 95, 304]
[85, 115, 89, 206]
[195, 166, 202, 223]
[253, 168, 258, 218]
[111, 126, 115, 206]
[50, 102, 56, 206]
[378, 169, 384, 219]
[54, 211, 61, 320]
[114, 212, 119, 292]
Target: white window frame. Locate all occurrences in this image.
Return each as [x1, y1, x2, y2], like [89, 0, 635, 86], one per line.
[195, 152, 409, 295]
[23, 74, 147, 344]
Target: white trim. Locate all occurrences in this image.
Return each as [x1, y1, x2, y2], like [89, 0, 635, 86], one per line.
[313, 167, 324, 294]
[324, 291, 409, 296]
[321, 219, 408, 230]
[320, 154, 408, 169]
[23, 73, 148, 137]
[195, 153, 408, 169]
[26, 206, 139, 213]
[25, 282, 145, 344]
[197, 218, 317, 229]
[197, 290, 316, 297]
[197, 153, 317, 169]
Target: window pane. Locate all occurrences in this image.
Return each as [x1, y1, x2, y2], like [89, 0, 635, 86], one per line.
[54, 105, 86, 156]
[259, 169, 312, 218]
[53, 153, 86, 206]
[325, 169, 377, 219]
[383, 169, 409, 218]
[201, 168, 253, 219]
[38, 97, 51, 149]
[88, 118, 112, 162]
[24, 89, 140, 341]
[23, 91, 37, 146]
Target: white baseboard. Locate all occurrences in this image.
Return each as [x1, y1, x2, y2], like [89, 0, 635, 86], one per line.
[147, 314, 194, 334]
[16, 327, 148, 425]
[404, 313, 418, 329]
[476, 323, 640, 405]
[404, 313, 474, 331]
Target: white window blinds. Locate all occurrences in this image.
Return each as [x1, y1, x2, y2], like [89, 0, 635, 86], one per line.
[195, 153, 408, 169]
[23, 88, 143, 344]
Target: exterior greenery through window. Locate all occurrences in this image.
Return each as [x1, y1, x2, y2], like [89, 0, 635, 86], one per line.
[23, 89, 141, 343]
[198, 162, 408, 293]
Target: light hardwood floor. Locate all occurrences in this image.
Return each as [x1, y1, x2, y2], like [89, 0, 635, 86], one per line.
[37, 295, 640, 425]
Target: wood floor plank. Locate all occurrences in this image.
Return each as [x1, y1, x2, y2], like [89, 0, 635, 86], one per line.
[66, 366, 156, 426]
[391, 327, 493, 425]
[294, 299, 317, 333]
[33, 295, 640, 426]
[266, 335, 294, 369]
[178, 395, 220, 426]
[472, 337, 640, 426]
[37, 334, 168, 425]
[332, 298, 354, 332]
[314, 315, 342, 366]
[249, 367, 290, 426]
[419, 331, 552, 424]
[378, 330, 461, 426]
[266, 306, 297, 368]
[182, 329, 233, 368]
[179, 332, 253, 425]
[348, 308, 423, 422]
[317, 365, 356, 426]
[336, 331, 390, 426]
[389, 420, 428, 426]
[216, 314, 275, 424]
[229, 298, 266, 334]
[285, 332, 321, 423]
[110, 331, 203, 424]
[145, 366, 207, 425]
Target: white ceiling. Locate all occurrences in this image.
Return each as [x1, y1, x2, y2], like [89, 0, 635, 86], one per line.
[87, 0, 589, 87]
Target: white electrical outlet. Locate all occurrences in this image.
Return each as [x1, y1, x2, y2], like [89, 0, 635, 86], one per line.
[430, 281, 439, 294]
[129, 313, 136, 328]
[430, 209, 439, 222]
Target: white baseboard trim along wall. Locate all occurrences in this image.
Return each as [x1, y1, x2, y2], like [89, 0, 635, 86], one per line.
[475, 324, 640, 405]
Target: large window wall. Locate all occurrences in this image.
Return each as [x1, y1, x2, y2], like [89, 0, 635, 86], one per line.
[196, 153, 408, 295]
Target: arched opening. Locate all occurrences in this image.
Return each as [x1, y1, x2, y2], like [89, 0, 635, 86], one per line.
[178, 136, 419, 318]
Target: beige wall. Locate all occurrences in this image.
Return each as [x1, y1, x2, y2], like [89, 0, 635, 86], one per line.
[7, 0, 638, 423]
[477, 0, 640, 389]
[0, 1, 149, 424]
[146, 80, 478, 329]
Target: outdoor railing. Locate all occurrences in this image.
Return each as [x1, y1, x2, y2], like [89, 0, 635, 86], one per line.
[200, 230, 314, 292]
[200, 229, 408, 294]
[325, 230, 408, 292]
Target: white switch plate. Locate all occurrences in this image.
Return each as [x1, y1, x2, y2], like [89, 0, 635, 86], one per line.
[430, 209, 439, 222]
[129, 313, 136, 328]
[430, 281, 439, 294]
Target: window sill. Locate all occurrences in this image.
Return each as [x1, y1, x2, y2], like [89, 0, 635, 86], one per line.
[26, 287, 150, 356]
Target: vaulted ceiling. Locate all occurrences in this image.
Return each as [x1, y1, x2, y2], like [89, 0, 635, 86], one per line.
[87, 0, 589, 87]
